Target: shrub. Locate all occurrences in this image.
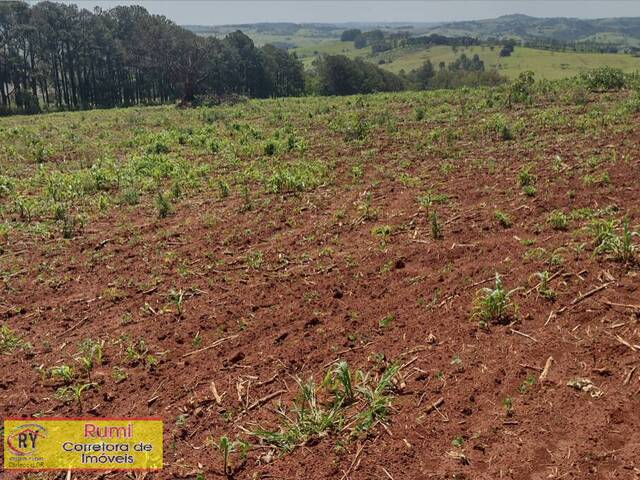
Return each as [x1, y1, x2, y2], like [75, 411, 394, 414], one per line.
[507, 71, 535, 106]
[580, 67, 625, 92]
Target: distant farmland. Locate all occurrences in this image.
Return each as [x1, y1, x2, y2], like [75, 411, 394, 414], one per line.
[295, 41, 640, 79]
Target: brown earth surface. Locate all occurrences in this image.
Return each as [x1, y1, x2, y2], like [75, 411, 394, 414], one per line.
[1, 90, 640, 479]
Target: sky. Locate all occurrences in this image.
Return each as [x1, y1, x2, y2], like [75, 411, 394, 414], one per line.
[49, 1, 640, 25]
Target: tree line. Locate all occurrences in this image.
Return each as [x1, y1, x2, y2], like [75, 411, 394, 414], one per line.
[309, 52, 505, 96]
[1, 1, 508, 116]
[0, 1, 304, 114]
[341, 29, 484, 53]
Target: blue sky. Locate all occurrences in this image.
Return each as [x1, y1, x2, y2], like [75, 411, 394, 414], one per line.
[54, 1, 640, 25]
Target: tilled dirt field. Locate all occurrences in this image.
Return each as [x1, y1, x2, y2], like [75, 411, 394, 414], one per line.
[1, 88, 640, 479]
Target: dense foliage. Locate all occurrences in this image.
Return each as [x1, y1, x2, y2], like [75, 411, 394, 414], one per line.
[403, 54, 506, 91]
[0, 1, 304, 114]
[309, 55, 405, 96]
[344, 30, 483, 55]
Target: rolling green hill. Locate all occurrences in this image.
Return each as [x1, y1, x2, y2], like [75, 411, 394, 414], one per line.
[426, 14, 640, 46]
[187, 15, 640, 49]
[186, 16, 640, 80]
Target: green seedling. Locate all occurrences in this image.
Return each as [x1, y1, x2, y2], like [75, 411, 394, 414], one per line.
[518, 374, 536, 394]
[75, 339, 105, 377]
[472, 273, 519, 325]
[0, 325, 30, 354]
[167, 288, 185, 317]
[156, 191, 171, 218]
[354, 363, 400, 431]
[70, 382, 94, 412]
[431, 211, 443, 240]
[217, 436, 248, 477]
[50, 365, 74, 385]
[531, 271, 557, 301]
[502, 397, 513, 416]
[590, 218, 638, 264]
[251, 377, 344, 452]
[494, 210, 512, 228]
[379, 313, 395, 328]
[324, 361, 355, 406]
[547, 210, 568, 231]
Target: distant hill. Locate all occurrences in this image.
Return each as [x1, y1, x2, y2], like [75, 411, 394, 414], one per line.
[185, 16, 640, 51]
[426, 14, 640, 47]
[184, 22, 440, 43]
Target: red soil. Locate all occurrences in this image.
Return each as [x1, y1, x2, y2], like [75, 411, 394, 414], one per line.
[1, 98, 640, 480]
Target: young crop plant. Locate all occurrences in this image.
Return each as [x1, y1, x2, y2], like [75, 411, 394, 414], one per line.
[450, 435, 465, 449]
[216, 436, 249, 478]
[518, 374, 536, 394]
[494, 210, 512, 228]
[354, 363, 401, 432]
[249, 361, 400, 453]
[590, 219, 638, 264]
[371, 225, 391, 239]
[244, 250, 264, 270]
[547, 210, 569, 231]
[522, 185, 537, 197]
[524, 246, 567, 267]
[0, 325, 30, 355]
[485, 114, 513, 141]
[518, 166, 537, 195]
[431, 211, 443, 240]
[217, 179, 230, 198]
[343, 113, 369, 142]
[250, 377, 344, 452]
[582, 171, 610, 187]
[502, 396, 514, 417]
[156, 191, 172, 218]
[264, 140, 277, 156]
[61, 214, 84, 239]
[239, 184, 253, 213]
[265, 161, 326, 194]
[75, 339, 105, 377]
[379, 313, 395, 328]
[125, 339, 157, 368]
[357, 192, 378, 221]
[0, 175, 14, 198]
[324, 361, 355, 406]
[69, 382, 94, 412]
[167, 288, 186, 317]
[615, 220, 639, 264]
[350, 164, 364, 181]
[120, 188, 140, 206]
[531, 271, 557, 301]
[417, 191, 449, 210]
[14, 196, 36, 223]
[472, 273, 519, 326]
[49, 365, 75, 385]
[112, 366, 128, 383]
[518, 165, 535, 188]
[54, 382, 95, 412]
